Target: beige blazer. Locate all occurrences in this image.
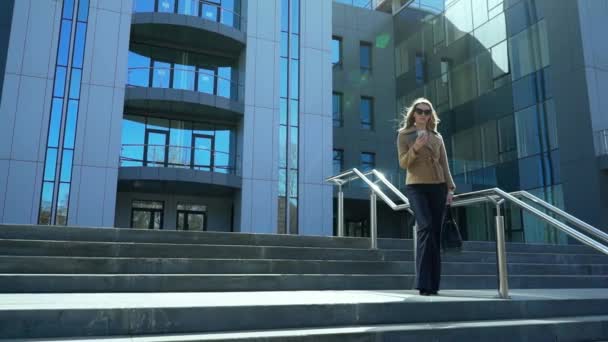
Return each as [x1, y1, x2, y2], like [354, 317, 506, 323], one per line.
[397, 126, 456, 191]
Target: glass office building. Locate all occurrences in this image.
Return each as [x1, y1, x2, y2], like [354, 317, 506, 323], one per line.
[333, 0, 608, 242]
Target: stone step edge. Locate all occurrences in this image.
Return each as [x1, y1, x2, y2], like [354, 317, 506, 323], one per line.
[2, 314, 608, 342]
[2, 239, 607, 259]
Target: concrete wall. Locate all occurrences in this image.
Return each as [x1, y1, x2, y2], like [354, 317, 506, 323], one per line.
[299, 0, 333, 236]
[239, 0, 282, 233]
[0, 0, 63, 223]
[115, 192, 234, 231]
[0, 0, 130, 226]
[240, 0, 333, 235]
[68, 0, 131, 227]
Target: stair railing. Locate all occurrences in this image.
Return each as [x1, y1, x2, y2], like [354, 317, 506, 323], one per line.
[326, 168, 608, 299]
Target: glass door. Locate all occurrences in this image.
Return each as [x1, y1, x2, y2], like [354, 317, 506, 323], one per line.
[191, 134, 214, 171]
[177, 204, 207, 231]
[145, 129, 169, 167]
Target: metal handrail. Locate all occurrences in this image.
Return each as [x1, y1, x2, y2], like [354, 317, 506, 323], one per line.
[326, 168, 608, 299]
[512, 191, 608, 245]
[133, 0, 243, 29]
[127, 66, 243, 101]
[326, 168, 413, 249]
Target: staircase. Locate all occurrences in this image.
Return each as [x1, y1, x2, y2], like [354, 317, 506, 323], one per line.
[1, 224, 608, 341]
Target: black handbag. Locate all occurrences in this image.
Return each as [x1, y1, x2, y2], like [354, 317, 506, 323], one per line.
[441, 206, 463, 252]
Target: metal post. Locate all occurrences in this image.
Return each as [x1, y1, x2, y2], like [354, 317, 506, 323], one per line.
[495, 201, 510, 299]
[370, 191, 378, 249]
[337, 185, 344, 237]
[412, 223, 417, 264]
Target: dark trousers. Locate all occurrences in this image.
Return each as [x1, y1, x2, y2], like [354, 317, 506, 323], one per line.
[405, 183, 448, 292]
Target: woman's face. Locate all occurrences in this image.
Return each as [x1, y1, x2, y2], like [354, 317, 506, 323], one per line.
[413, 103, 432, 127]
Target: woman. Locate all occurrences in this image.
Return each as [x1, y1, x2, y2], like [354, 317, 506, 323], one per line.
[397, 97, 455, 296]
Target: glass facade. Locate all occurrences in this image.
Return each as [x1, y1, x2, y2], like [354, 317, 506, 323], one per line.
[121, 115, 236, 173]
[394, 0, 564, 244]
[127, 44, 239, 101]
[133, 0, 242, 29]
[278, 0, 300, 234]
[39, 0, 89, 225]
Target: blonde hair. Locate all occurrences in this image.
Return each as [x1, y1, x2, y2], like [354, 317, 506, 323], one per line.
[398, 97, 440, 131]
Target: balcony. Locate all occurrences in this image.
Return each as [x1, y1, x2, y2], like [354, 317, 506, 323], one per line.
[125, 65, 244, 121]
[119, 143, 241, 195]
[131, 0, 245, 58]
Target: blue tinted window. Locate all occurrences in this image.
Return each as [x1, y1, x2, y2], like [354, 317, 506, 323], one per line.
[54, 66, 67, 97]
[57, 20, 72, 66]
[55, 183, 70, 225]
[77, 0, 89, 21]
[289, 126, 298, 168]
[128, 51, 151, 87]
[69, 69, 82, 99]
[43, 148, 58, 181]
[333, 149, 343, 175]
[290, 0, 299, 34]
[360, 97, 373, 130]
[63, 0, 74, 19]
[60, 149, 73, 182]
[280, 99, 288, 125]
[64, 100, 79, 149]
[133, 0, 155, 12]
[290, 34, 299, 59]
[173, 64, 195, 91]
[360, 43, 371, 70]
[197, 68, 215, 94]
[158, 0, 176, 13]
[333, 93, 342, 127]
[152, 61, 171, 88]
[217, 67, 232, 98]
[72, 22, 87, 68]
[289, 59, 299, 99]
[178, 0, 199, 16]
[39, 182, 55, 224]
[289, 169, 298, 197]
[360, 152, 375, 171]
[280, 58, 288, 98]
[289, 99, 298, 126]
[48, 98, 63, 148]
[332, 37, 342, 65]
[279, 125, 287, 168]
[281, 0, 289, 32]
[415, 54, 425, 85]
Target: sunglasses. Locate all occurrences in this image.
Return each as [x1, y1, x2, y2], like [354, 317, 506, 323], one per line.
[414, 107, 433, 116]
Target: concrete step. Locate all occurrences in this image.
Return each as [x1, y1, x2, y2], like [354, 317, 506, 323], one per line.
[0, 225, 373, 249]
[1, 290, 608, 339]
[11, 315, 607, 341]
[1, 224, 601, 255]
[1, 274, 607, 293]
[0, 239, 408, 261]
[2, 239, 608, 265]
[2, 256, 608, 276]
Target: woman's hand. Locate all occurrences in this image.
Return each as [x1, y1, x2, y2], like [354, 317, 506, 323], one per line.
[446, 192, 454, 206]
[413, 134, 429, 151]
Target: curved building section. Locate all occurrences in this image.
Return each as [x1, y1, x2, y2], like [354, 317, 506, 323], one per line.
[130, 0, 245, 58]
[131, 12, 245, 57]
[117, 0, 245, 231]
